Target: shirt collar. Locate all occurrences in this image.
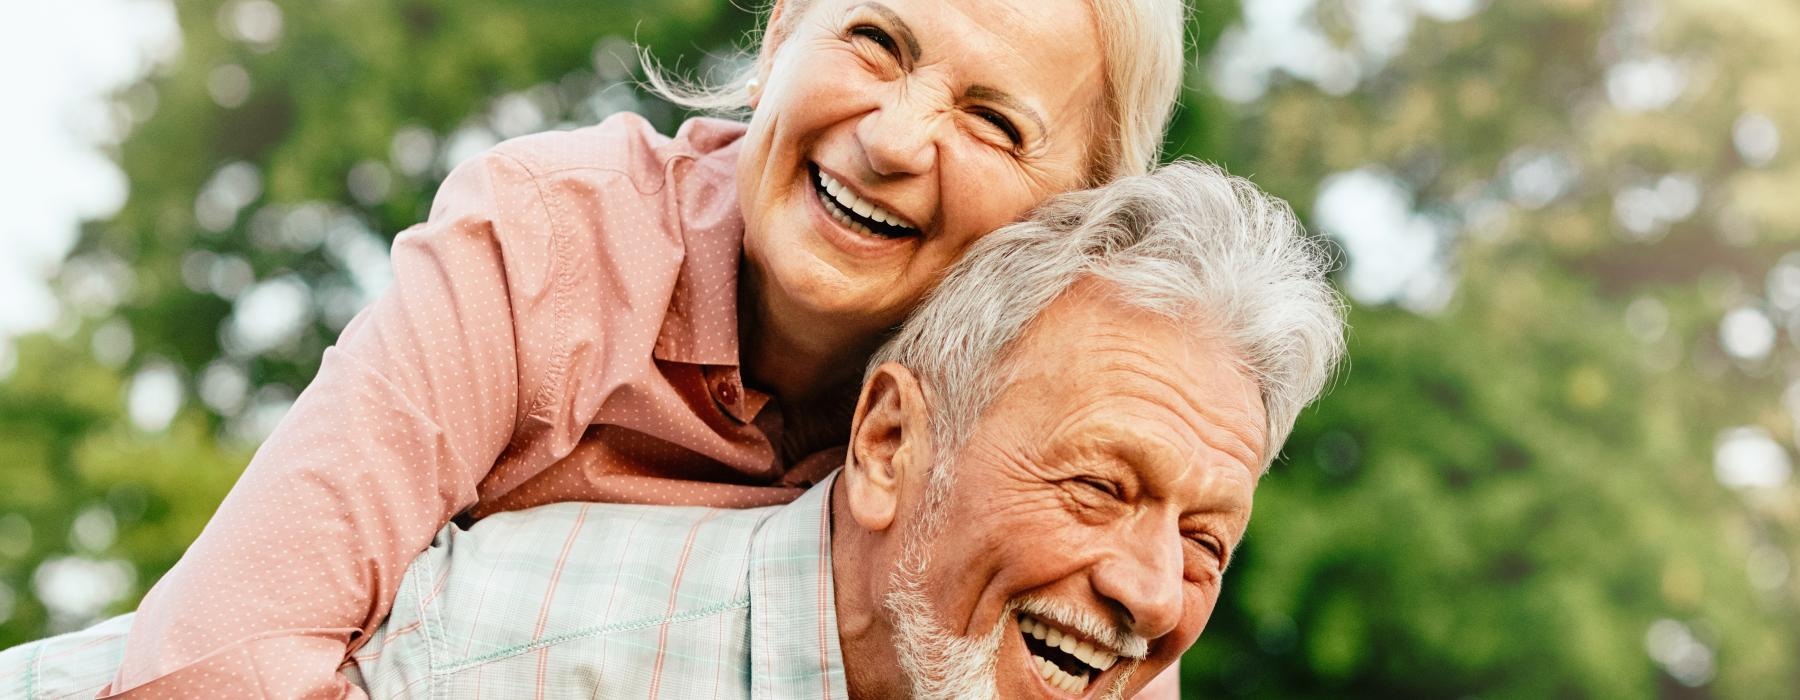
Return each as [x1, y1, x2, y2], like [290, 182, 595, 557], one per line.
[653, 118, 749, 370]
[748, 472, 849, 700]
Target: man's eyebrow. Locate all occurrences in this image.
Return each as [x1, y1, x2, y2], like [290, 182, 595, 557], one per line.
[965, 85, 1048, 137]
[852, 2, 921, 62]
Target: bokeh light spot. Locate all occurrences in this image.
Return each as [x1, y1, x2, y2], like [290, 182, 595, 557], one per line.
[206, 63, 251, 108]
[1714, 426, 1792, 489]
[1733, 112, 1781, 167]
[1719, 307, 1775, 361]
[126, 360, 183, 433]
[1644, 618, 1715, 687]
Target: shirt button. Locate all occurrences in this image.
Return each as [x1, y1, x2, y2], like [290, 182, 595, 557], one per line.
[716, 381, 738, 406]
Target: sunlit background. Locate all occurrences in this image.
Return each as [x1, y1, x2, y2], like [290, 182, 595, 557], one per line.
[0, 0, 1795, 696]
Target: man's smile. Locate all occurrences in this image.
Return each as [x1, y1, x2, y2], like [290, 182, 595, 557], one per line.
[1013, 605, 1137, 696]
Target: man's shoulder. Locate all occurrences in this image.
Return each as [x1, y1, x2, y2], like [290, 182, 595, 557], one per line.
[459, 500, 772, 565]
[412, 502, 769, 656]
[352, 502, 772, 697]
[352, 488, 839, 698]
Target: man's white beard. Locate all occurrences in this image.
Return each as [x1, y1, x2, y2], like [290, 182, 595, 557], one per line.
[883, 531, 1009, 700]
[878, 469, 1142, 700]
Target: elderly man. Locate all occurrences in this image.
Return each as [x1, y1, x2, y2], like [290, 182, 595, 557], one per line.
[4, 162, 1343, 699]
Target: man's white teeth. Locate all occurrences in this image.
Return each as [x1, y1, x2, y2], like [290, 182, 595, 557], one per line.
[1074, 641, 1116, 672]
[1022, 615, 1118, 672]
[817, 169, 911, 229]
[1020, 613, 1119, 683]
[1032, 653, 1091, 694]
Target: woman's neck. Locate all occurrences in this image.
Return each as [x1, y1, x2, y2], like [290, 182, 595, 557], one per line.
[739, 284, 872, 461]
[741, 315, 865, 405]
[736, 266, 879, 407]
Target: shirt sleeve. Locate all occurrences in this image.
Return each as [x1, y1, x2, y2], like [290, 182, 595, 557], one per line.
[0, 614, 134, 699]
[105, 149, 562, 698]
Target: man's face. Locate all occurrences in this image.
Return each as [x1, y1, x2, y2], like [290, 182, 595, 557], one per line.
[884, 282, 1268, 699]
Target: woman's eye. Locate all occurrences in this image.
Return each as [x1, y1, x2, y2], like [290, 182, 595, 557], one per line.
[975, 110, 1023, 147]
[850, 25, 900, 58]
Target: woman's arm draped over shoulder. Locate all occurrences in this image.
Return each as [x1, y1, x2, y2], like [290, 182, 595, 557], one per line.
[105, 150, 559, 698]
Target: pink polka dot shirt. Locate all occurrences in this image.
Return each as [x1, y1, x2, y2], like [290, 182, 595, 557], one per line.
[104, 114, 839, 698]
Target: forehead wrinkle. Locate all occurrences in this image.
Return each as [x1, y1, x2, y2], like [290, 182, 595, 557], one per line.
[1053, 404, 1255, 527]
[1051, 398, 1182, 465]
[1068, 334, 1266, 473]
[1052, 374, 1255, 497]
[847, 0, 1103, 182]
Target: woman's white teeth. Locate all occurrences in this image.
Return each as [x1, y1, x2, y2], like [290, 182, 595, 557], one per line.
[817, 169, 910, 230]
[818, 188, 875, 236]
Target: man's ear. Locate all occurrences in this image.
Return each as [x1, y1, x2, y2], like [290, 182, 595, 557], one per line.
[843, 362, 932, 533]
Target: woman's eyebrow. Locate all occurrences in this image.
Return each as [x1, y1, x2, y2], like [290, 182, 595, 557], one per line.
[851, 2, 921, 62]
[966, 84, 1048, 136]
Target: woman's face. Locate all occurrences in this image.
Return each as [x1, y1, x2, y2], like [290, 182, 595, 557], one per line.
[737, 0, 1107, 338]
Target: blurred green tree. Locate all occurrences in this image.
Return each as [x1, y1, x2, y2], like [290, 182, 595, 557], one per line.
[1, 0, 1794, 697]
[1178, 1, 1800, 697]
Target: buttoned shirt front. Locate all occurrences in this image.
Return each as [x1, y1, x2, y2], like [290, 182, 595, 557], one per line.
[1, 477, 848, 700]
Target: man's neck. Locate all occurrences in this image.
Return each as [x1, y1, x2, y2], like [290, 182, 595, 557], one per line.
[830, 477, 904, 700]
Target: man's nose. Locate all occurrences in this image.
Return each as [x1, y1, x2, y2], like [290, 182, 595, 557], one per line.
[856, 96, 940, 177]
[1091, 522, 1185, 640]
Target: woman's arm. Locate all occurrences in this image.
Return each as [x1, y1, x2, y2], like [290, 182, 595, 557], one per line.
[104, 150, 555, 697]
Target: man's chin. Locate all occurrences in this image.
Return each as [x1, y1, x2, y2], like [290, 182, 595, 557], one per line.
[888, 611, 1005, 699]
[884, 576, 1006, 700]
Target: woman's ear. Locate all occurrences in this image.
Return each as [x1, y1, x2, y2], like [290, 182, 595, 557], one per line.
[843, 362, 932, 533]
[749, 0, 796, 109]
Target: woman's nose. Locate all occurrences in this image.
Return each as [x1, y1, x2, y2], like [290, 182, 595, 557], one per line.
[856, 97, 940, 177]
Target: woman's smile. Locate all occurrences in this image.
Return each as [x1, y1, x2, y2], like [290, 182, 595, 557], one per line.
[803, 161, 923, 259]
[736, 0, 1108, 341]
[811, 162, 922, 239]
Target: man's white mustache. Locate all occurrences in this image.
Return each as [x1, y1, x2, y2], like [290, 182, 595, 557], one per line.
[1013, 595, 1150, 660]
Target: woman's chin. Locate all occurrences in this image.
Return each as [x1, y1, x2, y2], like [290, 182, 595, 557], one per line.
[784, 267, 887, 321]
[763, 259, 907, 335]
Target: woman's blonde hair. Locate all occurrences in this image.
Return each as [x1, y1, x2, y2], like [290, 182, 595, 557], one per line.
[642, 0, 1189, 182]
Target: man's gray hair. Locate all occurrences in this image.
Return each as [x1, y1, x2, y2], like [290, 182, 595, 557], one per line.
[870, 161, 1347, 470]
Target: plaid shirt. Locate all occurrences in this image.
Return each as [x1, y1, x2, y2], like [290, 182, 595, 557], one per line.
[1, 476, 848, 700]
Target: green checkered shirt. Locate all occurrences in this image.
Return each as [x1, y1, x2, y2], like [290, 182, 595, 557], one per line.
[1, 477, 849, 700]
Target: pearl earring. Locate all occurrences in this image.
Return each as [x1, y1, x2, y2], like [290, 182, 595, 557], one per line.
[747, 78, 761, 92]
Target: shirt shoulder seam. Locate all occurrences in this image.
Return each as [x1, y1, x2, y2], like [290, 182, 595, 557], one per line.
[430, 596, 751, 676]
[487, 150, 576, 430]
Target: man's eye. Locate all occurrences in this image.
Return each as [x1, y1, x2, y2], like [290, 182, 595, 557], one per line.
[1077, 477, 1120, 499]
[1186, 534, 1223, 560]
[850, 25, 899, 57]
[974, 109, 1022, 147]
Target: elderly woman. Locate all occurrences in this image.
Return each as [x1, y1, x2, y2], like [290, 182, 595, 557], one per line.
[100, 0, 1189, 696]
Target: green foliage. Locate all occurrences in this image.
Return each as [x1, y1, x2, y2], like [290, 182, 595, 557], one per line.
[2, 0, 1796, 697]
